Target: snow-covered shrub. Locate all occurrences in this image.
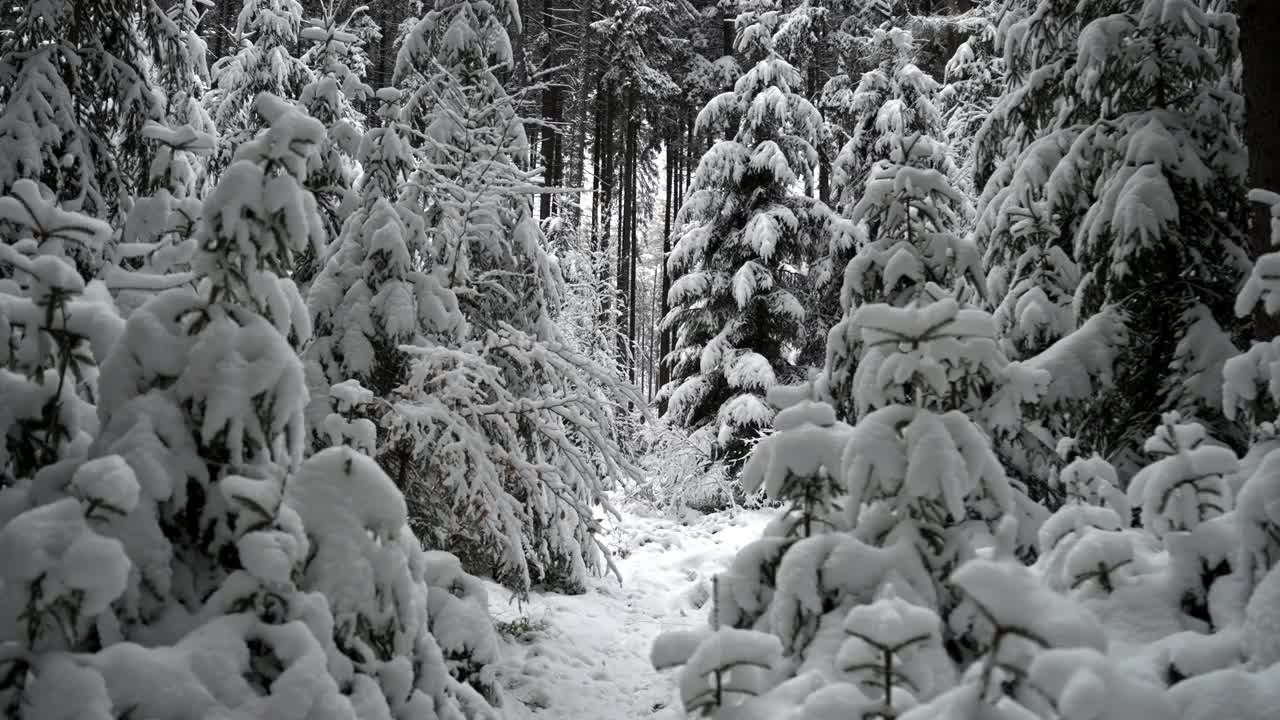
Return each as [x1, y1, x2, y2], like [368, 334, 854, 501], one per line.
[1126, 414, 1236, 540]
[740, 384, 850, 541]
[659, 14, 831, 474]
[834, 584, 951, 715]
[637, 419, 739, 513]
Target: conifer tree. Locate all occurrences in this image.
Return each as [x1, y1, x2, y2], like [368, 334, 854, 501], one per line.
[812, 27, 961, 378]
[206, 0, 314, 179]
[371, 0, 643, 594]
[0, 94, 496, 720]
[659, 10, 830, 474]
[299, 3, 374, 249]
[110, 0, 217, 315]
[975, 0, 1249, 472]
[0, 0, 190, 271]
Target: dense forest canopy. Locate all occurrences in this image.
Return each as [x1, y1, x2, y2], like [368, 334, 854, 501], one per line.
[0, 0, 1279, 717]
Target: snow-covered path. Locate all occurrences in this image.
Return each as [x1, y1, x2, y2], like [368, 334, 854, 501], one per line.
[486, 503, 773, 719]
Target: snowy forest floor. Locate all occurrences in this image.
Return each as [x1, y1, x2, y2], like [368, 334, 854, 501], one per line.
[485, 498, 773, 719]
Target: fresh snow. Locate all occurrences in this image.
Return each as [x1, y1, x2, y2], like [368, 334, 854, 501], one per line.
[486, 499, 773, 719]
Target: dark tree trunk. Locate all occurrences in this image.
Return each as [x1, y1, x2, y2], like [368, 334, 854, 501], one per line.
[539, 0, 568, 220]
[659, 137, 675, 395]
[599, 86, 615, 337]
[1242, 0, 1280, 340]
[626, 91, 640, 385]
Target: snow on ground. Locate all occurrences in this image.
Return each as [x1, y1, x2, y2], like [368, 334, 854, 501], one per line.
[487, 499, 773, 719]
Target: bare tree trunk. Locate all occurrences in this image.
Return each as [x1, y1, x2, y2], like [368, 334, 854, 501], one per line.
[599, 87, 615, 337]
[539, 0, 568, 220]
[659, 133, 676, 396]
[626, 90, 640, 385]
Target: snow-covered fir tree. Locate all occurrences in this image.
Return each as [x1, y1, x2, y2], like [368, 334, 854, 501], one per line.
[355, 0, 644, 594]
[109, 0, 217, 315]
[206, 0, 314, 180]
[0, 94, 498, 720]
[811, 27, 961, 376]
[659, 9, 831, 475]
[298, 2, 374, 261]
[0, 0, 188, 272]
[821, 128, 981, 421]
[975, 0, 1249, 472]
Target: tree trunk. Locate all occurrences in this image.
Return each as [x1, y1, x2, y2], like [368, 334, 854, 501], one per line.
[615, 91, 633, 377]
[539, 0, 567, 220]
[1242, 0, 1280, 340]
[626, 90, 640, 385]
[599, 87, 615, 339]
[659, 137, 675, 393]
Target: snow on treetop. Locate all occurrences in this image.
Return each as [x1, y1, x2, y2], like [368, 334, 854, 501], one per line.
[1142, 413, 1215, 456]
[233, 93, 326, 177]
[652, 628, 708, 671]
[685, 627, 783, 678]
[71, 455, 141, 517]
[952, 558, 1108, 652]
[841, 586, 940, 647]
[771, 398, 837, 431]
[739, 417, 847, 497]
[765, 381, 818, 412]
[734, 55, 803, 98]
[1039, 504, 1126, 557]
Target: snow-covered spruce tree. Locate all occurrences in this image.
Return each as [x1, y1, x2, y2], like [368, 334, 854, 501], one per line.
[0, 94, 497, 719]
[824, 27, 953, 220]
[821, 130, 981, 421]
[108, 122, 214, 317]
[297, 2, 374, 281]
[976, 0, 1249, 472]
[206, 0, 314, 181]
[937, 7, 1003, 194]
[306, 86, 461, 476]
[659, 12, 830, 475]
[0, 0, 184, 271]
[0, 181, 118, 488]
[110, 0, 218, 316]
[813, 27, 963, 383]
[371, 0, 642, 594]
[653, 305, 1050, 716]
[1225, 190, 1280, 597]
